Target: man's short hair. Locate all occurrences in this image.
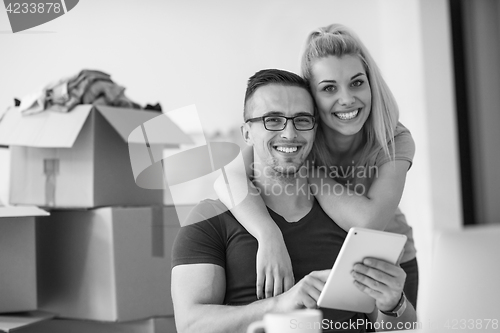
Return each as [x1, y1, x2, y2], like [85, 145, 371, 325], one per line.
[243, 69, 313, 121]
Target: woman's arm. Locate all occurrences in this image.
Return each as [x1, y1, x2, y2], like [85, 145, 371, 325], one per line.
[214, 146, 294, 298]
[309, 160, 410, 231]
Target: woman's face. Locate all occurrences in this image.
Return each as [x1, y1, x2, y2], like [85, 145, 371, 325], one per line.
[310, 55, 372, 137]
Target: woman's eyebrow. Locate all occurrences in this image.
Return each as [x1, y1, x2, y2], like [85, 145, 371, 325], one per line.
[351, 72, 366, 80]
[318, 72, 366, 85]
[318, 79, 336, 84]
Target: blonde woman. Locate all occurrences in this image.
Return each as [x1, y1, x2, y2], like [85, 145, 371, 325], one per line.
[216, 23, 418, 308]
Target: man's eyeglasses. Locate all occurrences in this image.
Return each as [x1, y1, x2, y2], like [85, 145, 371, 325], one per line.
[245, 115, 316, 131]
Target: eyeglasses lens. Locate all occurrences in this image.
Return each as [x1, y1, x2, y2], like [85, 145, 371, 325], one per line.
[263, 116, 314, 131]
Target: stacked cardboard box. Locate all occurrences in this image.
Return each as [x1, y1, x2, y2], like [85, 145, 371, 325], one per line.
[0, 311, 54, 333]
[0, 105, 195, 332]
[0, 207, 54, 332]
[0, 147, 9, 205]
[0, 206, 48, 313]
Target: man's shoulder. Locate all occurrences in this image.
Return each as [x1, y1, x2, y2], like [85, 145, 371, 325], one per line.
[172, 199, 231, 269]
[184, 199, 233, 227]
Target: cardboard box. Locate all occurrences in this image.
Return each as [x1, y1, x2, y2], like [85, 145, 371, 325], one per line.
[37, 205, 194, 322]
[0, 311, 54, 333]
[16, 316, 176, 333]
[0, 148, 9, 205]
[0, 206, 48, 313]
[0, 105, 192, 208]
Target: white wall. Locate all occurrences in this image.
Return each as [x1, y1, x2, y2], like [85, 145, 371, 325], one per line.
[0, 0, 463, 308]
[0, 0, 386, 134]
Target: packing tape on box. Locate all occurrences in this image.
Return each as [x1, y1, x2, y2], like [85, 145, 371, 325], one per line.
[43, 158, 60, 207]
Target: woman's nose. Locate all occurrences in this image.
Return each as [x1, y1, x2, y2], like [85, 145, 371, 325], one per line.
[338, 88, 356, 106]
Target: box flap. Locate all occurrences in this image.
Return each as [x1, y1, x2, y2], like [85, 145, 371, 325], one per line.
[95, 105, 193, 145]
[0, 206, 49, 218]
[0, 105, 93, 148]
[0, 311, 54, 332]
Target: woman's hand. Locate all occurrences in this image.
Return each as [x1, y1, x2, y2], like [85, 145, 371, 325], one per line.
[351, 257, 406, 311]
[256, 235, 295, 299]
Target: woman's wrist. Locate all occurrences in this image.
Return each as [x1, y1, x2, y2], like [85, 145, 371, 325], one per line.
[255, 223, 284, 243]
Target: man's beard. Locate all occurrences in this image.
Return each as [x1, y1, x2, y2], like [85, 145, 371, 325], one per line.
[264, 157, 303, 184]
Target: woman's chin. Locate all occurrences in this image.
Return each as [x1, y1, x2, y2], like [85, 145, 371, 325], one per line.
[324, 122, 364, 137]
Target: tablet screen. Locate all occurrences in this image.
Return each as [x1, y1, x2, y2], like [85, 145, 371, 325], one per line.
[317, 227, 407, 313]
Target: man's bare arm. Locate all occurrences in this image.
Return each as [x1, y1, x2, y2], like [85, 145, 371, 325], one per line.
[172, 264, 329, 333]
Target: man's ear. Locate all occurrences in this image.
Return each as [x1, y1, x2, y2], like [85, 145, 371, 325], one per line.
[240, 123, 254, 146]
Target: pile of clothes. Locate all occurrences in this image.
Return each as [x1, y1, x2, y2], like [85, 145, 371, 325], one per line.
[18, 69, 161, 115]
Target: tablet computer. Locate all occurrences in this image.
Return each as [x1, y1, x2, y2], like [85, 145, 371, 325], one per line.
[317, 227, 407, 313]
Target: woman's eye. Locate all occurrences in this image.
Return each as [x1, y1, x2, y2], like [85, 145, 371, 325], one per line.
[322, 85, 335, 92]
[351, 80, 364, 87]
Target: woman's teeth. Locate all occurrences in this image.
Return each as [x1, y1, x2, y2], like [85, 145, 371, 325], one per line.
[334, 109, 359, 120]
[275, 146, 298, 153]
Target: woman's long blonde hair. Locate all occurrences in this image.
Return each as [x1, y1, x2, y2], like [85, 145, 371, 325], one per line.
[302, 24, 398, 169]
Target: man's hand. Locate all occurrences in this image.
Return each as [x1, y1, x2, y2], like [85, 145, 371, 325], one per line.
[256, 237, 295, 299]
[351, 258, 406, 311]
[273, 270, 330, 312]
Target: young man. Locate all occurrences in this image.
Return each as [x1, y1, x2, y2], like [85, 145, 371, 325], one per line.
[171, 69, 416, 333]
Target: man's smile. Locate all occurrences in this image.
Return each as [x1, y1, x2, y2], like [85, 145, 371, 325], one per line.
[271, 143, 304, 156]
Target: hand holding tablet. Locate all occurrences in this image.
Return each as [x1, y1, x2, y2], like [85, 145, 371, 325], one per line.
[317, 227, 407, 313]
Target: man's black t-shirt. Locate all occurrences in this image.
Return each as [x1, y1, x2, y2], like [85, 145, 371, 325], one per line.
[172, 199, 367, 332]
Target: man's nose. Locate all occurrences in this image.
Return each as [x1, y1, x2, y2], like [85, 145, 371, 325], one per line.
[280, 119, 298, 139]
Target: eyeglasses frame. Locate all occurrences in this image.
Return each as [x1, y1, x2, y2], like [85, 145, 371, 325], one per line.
[244, 114, 316, 131]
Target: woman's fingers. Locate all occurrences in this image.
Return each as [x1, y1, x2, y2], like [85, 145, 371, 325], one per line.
[273, 275, 283, 297]
[265, 272, 274, 298]
[284, 275, 295, 293]
[256, 267, 265, 299]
